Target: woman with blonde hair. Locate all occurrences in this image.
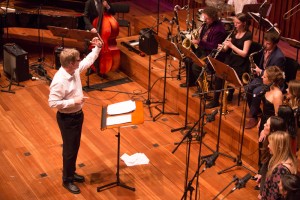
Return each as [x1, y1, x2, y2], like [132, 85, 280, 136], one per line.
[260, 131, 298, 200]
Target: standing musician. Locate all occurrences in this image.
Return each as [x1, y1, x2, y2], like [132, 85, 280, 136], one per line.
[180, 6, 227, 88]
[245, 30, 285, 129]
[206, 12, 252, 109]
[83, 0, 115, 76]
[48, 37, 103, 194]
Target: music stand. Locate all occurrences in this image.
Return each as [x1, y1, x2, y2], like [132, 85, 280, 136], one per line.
[281, 36, 300, 60]
[203, 57, 241, 162]
[168, 43, 205, 132]
[242, 3, 271, 18]
[98, 101, 144, 192]
[152, 35, 180, 121]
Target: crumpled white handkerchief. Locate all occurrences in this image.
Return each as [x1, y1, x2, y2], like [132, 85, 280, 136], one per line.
[120, 153, 149, 166]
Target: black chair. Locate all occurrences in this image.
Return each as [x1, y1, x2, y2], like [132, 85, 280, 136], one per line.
[112, 3, 131, 36]
[283, 57, 299, 92]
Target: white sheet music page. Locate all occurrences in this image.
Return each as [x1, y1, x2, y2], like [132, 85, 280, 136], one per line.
[107, 114, 132, 126]
[107, 100, 136, 115]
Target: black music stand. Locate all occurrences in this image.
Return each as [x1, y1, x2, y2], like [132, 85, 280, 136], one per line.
[169, 43, 205, 132]
[281, 36, 300, 61]
[203, 57, 242, 162]
[243, 3, 272, 43]
[152, 35, 180, 121]
[98, 101, 144, 192]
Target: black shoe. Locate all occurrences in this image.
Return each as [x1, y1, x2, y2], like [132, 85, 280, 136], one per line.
[98, 73, 107, 79]
[63, 182, 80, 194]
[251, 176, 258, 181]
[254, 185, 260, 190]
[180, 83, 196, 88]
[206, 100, 219, 109]
[85, 68, 95, 76]
[74, 173, 85, 183]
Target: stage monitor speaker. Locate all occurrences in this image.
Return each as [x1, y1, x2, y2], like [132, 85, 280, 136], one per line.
[139, 28, 158, 55]
[3, 43, 30, 82]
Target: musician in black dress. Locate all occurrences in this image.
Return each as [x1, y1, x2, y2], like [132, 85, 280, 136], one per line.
[206, 12, 252, 108]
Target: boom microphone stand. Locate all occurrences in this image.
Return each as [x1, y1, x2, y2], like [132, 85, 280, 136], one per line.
[218, 86, 256, 174]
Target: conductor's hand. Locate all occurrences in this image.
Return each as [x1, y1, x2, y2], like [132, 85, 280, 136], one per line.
[90, 28, 97, 33]
[74, 96, 85, 105]
[91, 37, 103, 48]
[103, 1, 110, 9]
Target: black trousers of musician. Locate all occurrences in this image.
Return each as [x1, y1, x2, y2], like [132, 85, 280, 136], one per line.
[246, 77, 263, 118]
[211, 77, 235, 102]
[57, 111, 84, 183]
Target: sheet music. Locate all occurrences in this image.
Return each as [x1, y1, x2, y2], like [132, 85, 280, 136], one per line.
[107, 114, 132, 126]
[107, 100, 136, 115]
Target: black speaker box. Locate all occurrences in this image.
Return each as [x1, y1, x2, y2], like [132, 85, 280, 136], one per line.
[3, 43, 30, 82]
[139, 28, 158, 55]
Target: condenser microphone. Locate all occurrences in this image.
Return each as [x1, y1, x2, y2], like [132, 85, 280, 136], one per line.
[204, 152, 219, 168]
[206, 109, 218, 122]
[235, 173, 252, 189]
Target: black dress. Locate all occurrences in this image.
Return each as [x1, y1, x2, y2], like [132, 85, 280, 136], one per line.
[224, 31, 252, 79]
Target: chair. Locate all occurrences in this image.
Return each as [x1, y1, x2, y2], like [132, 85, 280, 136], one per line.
[112, 3, 131, 36]
[283, 57, 299, 92]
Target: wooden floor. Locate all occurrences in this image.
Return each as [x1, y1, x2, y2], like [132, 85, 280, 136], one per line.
[0, 1, 299, 200]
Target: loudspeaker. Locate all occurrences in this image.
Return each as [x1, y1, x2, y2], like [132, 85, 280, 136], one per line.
[3, 43, 30, 82]
[139, 28, 158, 55]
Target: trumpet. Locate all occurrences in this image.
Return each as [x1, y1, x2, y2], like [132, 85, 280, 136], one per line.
[283, 3, 300, 20]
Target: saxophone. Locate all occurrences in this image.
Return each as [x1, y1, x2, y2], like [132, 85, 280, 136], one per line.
[197, 66, 209, 93]
[242, 47, 265, 84]
[174, 5, 188, 44]
[222, 81, 229, 115]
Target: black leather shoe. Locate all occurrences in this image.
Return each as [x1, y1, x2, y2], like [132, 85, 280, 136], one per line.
[251, 176, 258, 181]
[254, 185, 260, 190]
[206, 101, 219, 109]
[63, 182, 80, 194]
[180, 83, 187, 88]
[74, 173, 85, 183]
[85, 68, 95, 76]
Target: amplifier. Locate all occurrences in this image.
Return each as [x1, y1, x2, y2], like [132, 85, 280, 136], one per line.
[139, 28, 158, 55]
[3, 43, 30, 82]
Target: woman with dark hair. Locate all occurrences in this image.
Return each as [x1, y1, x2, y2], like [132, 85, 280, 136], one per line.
[260, 131, 297, 200]
[278, 105, 297, 155]
[257, 66, 284, 167]
[279, 174, 300, 200]
[256, 116, 285, 193]
[207, 12, 252, 108]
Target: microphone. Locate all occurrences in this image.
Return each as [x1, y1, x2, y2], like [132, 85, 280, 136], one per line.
[204, 152, 219, 168]
[163, 17, 174, 25]
[259, 0, 267, 10]
[206, 109, 218, 122]
[235, 173, 252, 189]
[253, 82, 273, 97]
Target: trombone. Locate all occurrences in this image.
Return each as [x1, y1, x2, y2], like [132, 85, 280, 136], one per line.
[283, 3, 300, 20]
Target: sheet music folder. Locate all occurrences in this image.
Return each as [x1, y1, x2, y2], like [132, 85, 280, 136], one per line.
[207, 57, 242, 87]
[101, 101, 144, 130]
[47, 26, 98, 41]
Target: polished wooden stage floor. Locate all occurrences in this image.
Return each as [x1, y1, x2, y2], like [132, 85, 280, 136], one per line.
[0, 1, 299, 199]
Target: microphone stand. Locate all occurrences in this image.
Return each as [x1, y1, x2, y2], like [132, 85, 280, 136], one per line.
[141, 21, 165, 117]
[30, 0, 52, 84]
[212, 175, 238, 200]
[257, 1, 267, 43]
[218, 85, 256, 174]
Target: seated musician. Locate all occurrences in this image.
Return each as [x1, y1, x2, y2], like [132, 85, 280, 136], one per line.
[83, 0, 115, 76]
[206, 12, 252, 109]
[245, 30, 285, 129]
[181, 6, 227, 88]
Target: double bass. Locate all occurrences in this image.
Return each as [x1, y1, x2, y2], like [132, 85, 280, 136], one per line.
[90, 1, 120, 74]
